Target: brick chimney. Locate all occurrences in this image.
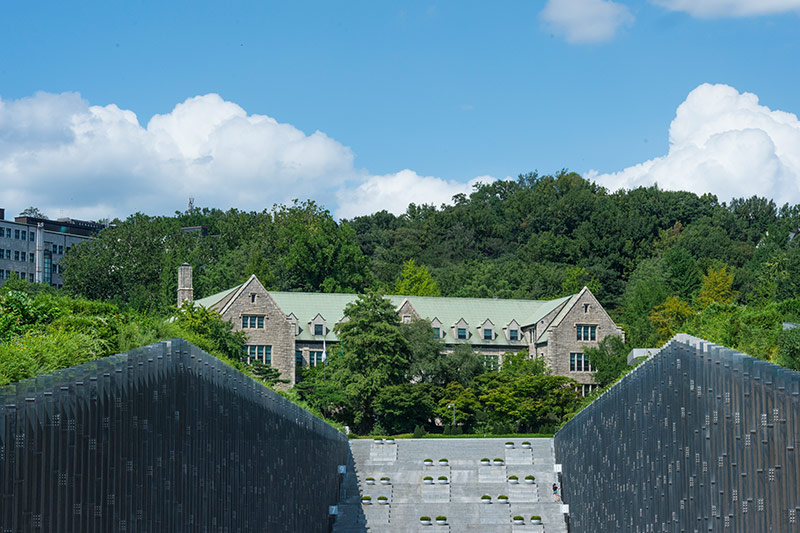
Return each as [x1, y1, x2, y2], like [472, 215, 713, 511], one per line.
[177, 263, 193, 307]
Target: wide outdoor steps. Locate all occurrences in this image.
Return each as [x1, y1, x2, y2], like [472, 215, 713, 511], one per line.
[333, 438, 568, 533]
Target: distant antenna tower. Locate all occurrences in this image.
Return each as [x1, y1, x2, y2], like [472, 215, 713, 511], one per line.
[188, 197, 195, 212]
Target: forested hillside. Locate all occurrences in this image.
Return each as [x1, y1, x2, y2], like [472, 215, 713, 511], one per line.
[7, 170, 800, 435]
[60, 170, 800, 360]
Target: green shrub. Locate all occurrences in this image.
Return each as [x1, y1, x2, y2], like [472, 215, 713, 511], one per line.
[435, 516, 447, 521]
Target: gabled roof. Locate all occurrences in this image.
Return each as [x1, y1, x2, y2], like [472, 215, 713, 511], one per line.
[193, 279, 584, 347]
[193, 284, 242, 310]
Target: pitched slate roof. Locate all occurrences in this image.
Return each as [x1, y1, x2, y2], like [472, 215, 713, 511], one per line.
[193, 283, 578, 346]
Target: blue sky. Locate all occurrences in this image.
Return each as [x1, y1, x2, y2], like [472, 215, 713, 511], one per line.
[1, 1, 799, 220]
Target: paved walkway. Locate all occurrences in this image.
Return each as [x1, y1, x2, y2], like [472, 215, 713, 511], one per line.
[333, 438, 568, 533]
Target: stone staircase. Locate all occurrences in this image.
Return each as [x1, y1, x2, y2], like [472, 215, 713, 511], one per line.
[332, 438, 568, 533]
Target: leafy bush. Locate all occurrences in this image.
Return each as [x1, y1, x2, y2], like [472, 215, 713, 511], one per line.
[435, 516, 447, 521]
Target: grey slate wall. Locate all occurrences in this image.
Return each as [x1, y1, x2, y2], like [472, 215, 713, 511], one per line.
[0, 339, 348, 532]
[554, 334, 800, 532]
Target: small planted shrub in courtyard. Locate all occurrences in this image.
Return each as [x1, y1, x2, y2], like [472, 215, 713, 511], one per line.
[435, 516, 447, 524]
[521, 441, 532, 448]
[380, 476, 391, 484]
[497, 494, 509, 502]
[524, 475, 535, 483]
[531, 515, 542, 524]
[377, 496, 388, 504]
[505, 441, 514, 448]
[481, 494, 492, 503]
[438, 458, 448, 464]
[423, 476, 434, 483]
[493, 458, 504, 465]
[361, 496, 371, 504]
[420, 516, 432, 525]
[513, 515, 525, 525]
[480, 457, 490, 465]
[508, 475, 519, 484]
[438, 475, 448, 484]
[424, 458, 434, 465]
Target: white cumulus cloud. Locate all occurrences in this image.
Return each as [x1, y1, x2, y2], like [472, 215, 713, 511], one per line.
[0, 91, 490, 221]
[589, 83, 800, 204]
[540, 0, 634, 44]
[335, 170, 495, 220]
[651, 0, 800, 18]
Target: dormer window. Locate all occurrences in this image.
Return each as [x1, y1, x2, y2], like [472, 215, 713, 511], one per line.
[457, 328, 467, 340]
[509, 329, 519, 341]
[314, 324, 324, 336]
[483, 328, 493, 341]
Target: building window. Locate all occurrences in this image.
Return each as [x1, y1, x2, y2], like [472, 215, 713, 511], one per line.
[4, 250, 9, 260]
[509, 329, 519, 341]
[29, 232, 34, 242]
[250, 293, 256, 303]
[14, 251, 20, 261]
[432, 327, 440, 339]
[576, 324, 596, 341]
[28, 273, 33, 282]
[570, 352, 592, 372]
[14, 230, 20, 240]
[29, 253, 34, 263]
[245, 345, 271, 366]
[483, 354, 499, 371]
[43, 250, 52, 285]
[58, 245, 63, 254]
[296, 350, 303, 365]
[314, 324, 324, 336]
[402, 315, 411, 324]
[457, 328, 467, 340]
[52, 244, 57, 253]
[242, 315, 264, 328]
[483, 328, 493, 341]
[309, 350, 323, 366]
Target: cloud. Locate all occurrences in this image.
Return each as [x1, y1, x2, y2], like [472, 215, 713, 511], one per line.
[0, 91, 489, 221]
[540, 0, 634, 43]
[588, 83, 800, 204]
[335, 170, 495, 220]
[651, 0, 800, 18]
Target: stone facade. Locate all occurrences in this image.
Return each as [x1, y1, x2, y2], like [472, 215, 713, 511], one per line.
[185, 269, 624, 392]
[538, 288, 624, 393]
[216, 275, 296, 386]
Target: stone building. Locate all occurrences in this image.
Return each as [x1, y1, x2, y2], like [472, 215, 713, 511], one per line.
[182, 267, 623, 394]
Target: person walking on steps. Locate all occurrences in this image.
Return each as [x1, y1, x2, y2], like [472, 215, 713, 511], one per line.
[553, 483, 560, 502]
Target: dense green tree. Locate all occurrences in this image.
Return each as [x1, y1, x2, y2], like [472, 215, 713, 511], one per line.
[662, 247, 701, 301]
[310, 292, 411, 432]
[394, 259, 441, 296]
[584, 336, 630, 388]
[777, 328, 800, 371]
[374, 383, 436, 434]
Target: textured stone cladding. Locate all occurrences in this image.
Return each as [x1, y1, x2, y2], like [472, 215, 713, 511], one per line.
[221, 277, 296, 385]
[544, 291, 623, 385]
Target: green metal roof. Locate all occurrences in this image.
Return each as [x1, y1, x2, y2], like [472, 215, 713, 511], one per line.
[193, 285, 241, 309]
[193, 282, 577, 347]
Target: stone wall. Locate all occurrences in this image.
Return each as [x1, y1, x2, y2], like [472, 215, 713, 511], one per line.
[221, 276, 297, 385]
[543, 290, 623, 386]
